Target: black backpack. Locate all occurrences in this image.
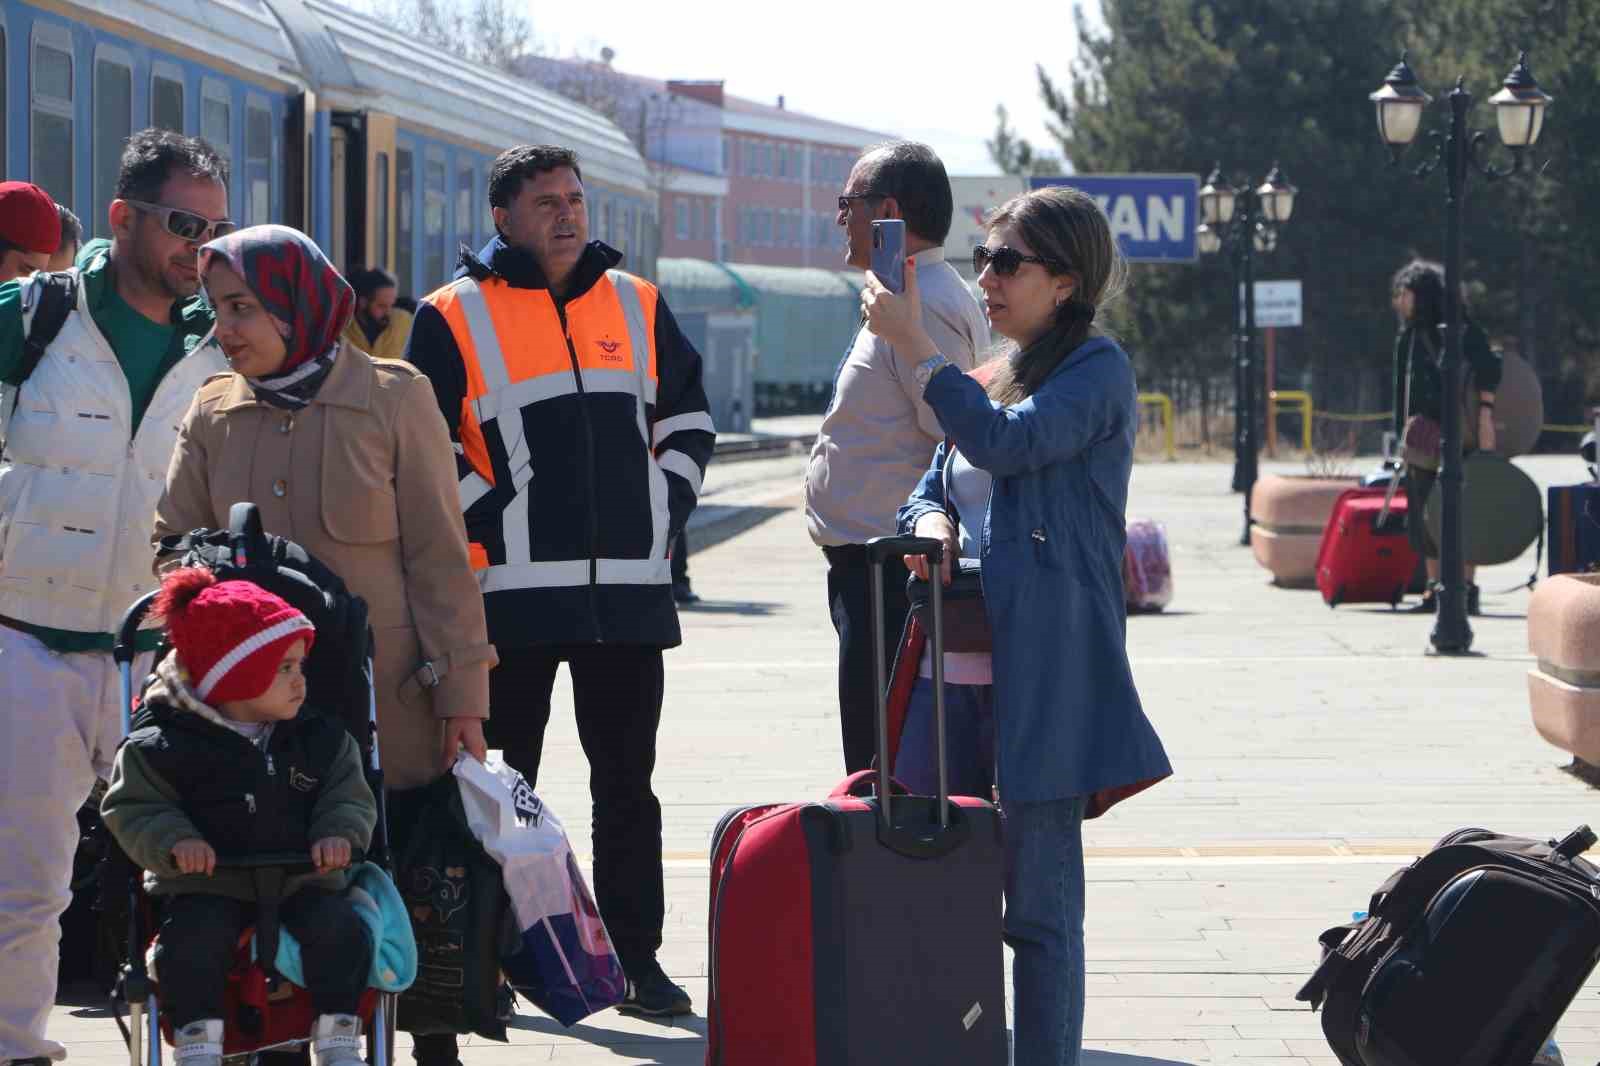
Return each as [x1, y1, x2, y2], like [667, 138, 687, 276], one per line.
[155, 502, 376, 751]
[1, 271, 78, 449]
[1296, 824, 1600, 1066]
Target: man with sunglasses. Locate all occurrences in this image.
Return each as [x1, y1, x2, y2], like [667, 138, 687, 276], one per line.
[0, 128, 229, 1066]
[804, 142, 990, 773]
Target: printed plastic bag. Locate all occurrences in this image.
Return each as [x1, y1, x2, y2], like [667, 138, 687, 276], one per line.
[1123, 518, 1174, 612]
[390, 773, 508, 1041]
[453, 755, 626, 1026]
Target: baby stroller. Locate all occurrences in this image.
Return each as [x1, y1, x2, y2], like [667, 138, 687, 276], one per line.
[107, 502, 397, 1066]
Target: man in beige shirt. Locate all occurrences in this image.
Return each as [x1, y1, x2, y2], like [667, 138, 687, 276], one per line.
[805, 142, 990, 772]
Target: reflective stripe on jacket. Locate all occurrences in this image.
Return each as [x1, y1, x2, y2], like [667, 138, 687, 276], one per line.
[412, 238, 715, 648]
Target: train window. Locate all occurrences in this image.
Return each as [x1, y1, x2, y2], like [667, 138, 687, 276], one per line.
[374, 153, 389, 271]
[151, 64, 183, 133]
[245, 100, 271, 224]
[94, 52, 133, 239]
[423, 152, 445, 291]
[202, 80, 230, 165]
[395, 148, 413, 297]
[30, 25, 74, 211]
[456, 165, 472, 254]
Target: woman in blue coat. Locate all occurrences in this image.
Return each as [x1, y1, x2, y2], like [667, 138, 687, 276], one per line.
[862, 185, 1171, 1065]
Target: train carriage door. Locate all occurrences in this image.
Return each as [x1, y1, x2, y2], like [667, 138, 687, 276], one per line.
[330, 111, 367, 273]
[283, 91, 310, 233]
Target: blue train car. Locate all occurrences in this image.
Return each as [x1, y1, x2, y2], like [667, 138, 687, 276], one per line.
[1, 0, 657, 295]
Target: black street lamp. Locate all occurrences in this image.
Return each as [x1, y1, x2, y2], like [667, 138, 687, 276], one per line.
[1197, 163, 1298, 545]
[1368, 51, 1552, 655]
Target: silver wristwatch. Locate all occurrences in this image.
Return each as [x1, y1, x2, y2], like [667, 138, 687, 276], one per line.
[914, 354, 950, 389]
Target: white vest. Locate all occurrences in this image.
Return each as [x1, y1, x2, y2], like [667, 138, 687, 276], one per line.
[0, 272, 226, 634]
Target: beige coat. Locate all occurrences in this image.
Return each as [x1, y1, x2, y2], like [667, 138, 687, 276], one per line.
[153, 342, 495, 789]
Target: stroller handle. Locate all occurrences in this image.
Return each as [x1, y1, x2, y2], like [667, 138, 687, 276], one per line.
[214, 849, 368, 871]
[113, 590, 163, 666]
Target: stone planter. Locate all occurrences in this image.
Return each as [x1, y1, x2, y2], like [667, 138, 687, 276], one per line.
[1528, 572, 1600, 765]
[1249, 475, 1356, 587]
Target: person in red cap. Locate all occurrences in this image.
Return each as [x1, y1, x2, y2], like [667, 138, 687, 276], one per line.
[0, 181, 60, 283]
[0, 129, 230, 1066]
[101, 567, 377, 1066]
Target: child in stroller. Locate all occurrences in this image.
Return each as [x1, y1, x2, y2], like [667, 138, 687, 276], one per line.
[101, 565, 378, 1066]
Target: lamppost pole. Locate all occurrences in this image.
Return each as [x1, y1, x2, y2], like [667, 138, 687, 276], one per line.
[1199, 165, 1295, 545]
[1433, 83, 1473, 651]
[1367, 52, 1551, 654]
[1239, 211, 1258, 545]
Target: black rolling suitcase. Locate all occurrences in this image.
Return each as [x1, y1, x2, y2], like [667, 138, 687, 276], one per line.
[1296, 825, 1600, 1066]
[706, 536, 1007, 1066]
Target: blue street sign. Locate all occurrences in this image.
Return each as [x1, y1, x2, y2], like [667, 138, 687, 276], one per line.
[1029, 174, 1199, 263]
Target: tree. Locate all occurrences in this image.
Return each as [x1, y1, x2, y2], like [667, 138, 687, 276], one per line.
[377, 0, 534, 71]
[987, 105, 1064, 177]
[1029, 0, 1600, 440]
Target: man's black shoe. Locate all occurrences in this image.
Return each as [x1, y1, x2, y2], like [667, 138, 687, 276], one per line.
[619, 957, 692, 1017]
[672, 581, 700, 606]
[496, 980, 518, 1022]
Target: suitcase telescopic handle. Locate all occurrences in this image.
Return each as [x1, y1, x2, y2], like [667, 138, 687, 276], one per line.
[865, 535, 948, 834]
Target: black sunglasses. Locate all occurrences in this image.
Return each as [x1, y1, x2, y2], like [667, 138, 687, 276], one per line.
[973, 245, 1061, 277]
[837, 192, 887, 214]
[126, 199, 237, 243]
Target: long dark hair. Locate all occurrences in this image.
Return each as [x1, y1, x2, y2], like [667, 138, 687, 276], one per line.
[1390, 258, 1466, 352]
[983, 186, 1126, 406]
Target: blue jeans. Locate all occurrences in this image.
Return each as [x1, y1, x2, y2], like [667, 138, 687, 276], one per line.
[899, 679, 1087, 1065]
[895, 677, 995, 800]
[1005, 795, 1087, 1066]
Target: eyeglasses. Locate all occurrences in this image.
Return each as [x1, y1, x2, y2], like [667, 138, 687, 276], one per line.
[837, 193, 887, 214]
[973, 245, 1063, 277]
[125, 199, 237, 243]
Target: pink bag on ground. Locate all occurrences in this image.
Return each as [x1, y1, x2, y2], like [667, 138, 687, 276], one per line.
[1123, 518, 1173, 612]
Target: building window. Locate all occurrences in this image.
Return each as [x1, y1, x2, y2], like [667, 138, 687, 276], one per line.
[395, 147, 413, 296]
[742, 140, 754, 177]
[675, 199, 689, 240]
[93, 52, 133, 239]
[776, 145, 788, 180]
[721, 136, 729, 174]
[151, 67, 183, 133]
[30, 26, 74, 211]
[423, 152, 446, 291]
[692, 199, 704, 241]
[457, 164, 473, 254]
[245, 99, 272, 225]
[374, 153, 389, 270]
[201, 79, 231, 163]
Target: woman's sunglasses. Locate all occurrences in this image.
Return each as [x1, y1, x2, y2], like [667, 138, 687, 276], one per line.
[126, 199, 237, 243]
[973, 245, 1062, 277]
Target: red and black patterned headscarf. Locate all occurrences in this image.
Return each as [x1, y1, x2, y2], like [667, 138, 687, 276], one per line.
[200, 224, 355, 408]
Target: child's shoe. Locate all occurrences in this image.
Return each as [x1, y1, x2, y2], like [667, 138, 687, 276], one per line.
[173, 1019, 223, 1066]
[311, 1013, 364, 1066]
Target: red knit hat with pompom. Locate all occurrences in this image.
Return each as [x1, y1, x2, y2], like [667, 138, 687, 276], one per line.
[154, 568, 316, 705]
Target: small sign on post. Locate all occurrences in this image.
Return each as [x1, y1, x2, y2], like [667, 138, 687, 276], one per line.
[1251, 280, 1302, 328]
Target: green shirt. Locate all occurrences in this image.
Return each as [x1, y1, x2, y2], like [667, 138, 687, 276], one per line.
[0, 238, 215, 653]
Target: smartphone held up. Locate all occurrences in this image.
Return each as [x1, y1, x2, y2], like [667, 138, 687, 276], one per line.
[870, 219, 906, 294]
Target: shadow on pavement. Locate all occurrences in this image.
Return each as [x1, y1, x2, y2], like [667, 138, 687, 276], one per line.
[1083, 1051, 1195, 1066]
[509, 1009, 708, 1053]
[677, 600, 779, 616]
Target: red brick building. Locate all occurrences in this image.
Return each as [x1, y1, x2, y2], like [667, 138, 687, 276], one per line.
[514, 58, 893, 267]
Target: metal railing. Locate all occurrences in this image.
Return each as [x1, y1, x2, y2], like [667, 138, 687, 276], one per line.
[1267, 390, 1312, 454]
[1137, 392, 1175, 461]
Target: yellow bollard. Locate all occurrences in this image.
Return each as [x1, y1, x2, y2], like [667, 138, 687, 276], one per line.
[1268, 390, 1313, 454]
[1137, 392, 1175, 461]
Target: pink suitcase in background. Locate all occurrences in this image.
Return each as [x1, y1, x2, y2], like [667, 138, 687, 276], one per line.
[1124, 519, 1173, 612]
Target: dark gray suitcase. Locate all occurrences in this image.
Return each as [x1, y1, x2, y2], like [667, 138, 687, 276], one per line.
[705, 535, 1007, 1066]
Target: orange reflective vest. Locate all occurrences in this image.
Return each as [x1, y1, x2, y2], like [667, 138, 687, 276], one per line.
[423, 268, 699, 598]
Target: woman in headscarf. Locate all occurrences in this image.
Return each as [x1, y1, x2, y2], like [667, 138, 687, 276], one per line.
[154, 224, 496, 790]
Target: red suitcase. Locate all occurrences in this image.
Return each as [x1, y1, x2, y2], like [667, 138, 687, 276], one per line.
[1315, 486, 1420, 608]
[705, 537, 1007, 1066]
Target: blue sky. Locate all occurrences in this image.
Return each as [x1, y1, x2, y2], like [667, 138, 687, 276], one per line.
[527, 0, 1101, 175]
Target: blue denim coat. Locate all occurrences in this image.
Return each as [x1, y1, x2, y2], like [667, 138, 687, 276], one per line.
[897, 337, 1172, 804]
